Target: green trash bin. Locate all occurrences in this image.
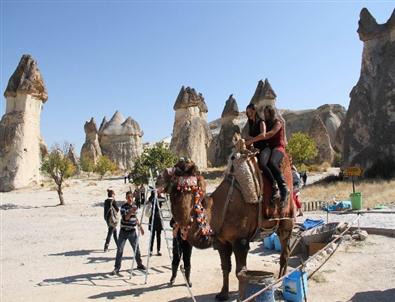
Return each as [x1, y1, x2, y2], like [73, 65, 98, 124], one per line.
[350, 192, 362, 210]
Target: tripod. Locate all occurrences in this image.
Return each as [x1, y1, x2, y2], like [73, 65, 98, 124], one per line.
[129, 174, 196, 301]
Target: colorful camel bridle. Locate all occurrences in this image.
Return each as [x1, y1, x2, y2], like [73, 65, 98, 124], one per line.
[166, 168, 213, 240]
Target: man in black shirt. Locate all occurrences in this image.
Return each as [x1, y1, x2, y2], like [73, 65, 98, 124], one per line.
[111, 191, 146, 275]
[104, 189, 119, 252]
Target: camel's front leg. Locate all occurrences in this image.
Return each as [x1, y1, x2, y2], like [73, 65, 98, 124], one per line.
[277, 221, 293, 277]
[216, 241, 232, 301]
[233, 239, 250, 301]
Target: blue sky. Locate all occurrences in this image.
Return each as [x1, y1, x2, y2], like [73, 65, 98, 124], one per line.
[1, 1, 394, 151]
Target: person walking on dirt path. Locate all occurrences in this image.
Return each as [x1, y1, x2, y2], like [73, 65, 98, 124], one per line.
[104, 189, 119, 252]
[169, 218, 193, 287]
[148, 191, 163, 256]
[111, 191, 146, 276]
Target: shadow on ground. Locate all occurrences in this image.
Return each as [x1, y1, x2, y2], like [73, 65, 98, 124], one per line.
[168, 291, 238, 302]
[88, 282, 184, 299]
[349, 288, 395, 302]
[38, 271, 115, 287]
[48, 249, 101, 257]
[0, 203, 60, 210]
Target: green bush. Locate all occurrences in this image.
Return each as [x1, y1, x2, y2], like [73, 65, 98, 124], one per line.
[95, 155, 117, 179]
[286, 132, 318, 168]
[80, 156, 95, 173]
[41, 143, 77, 205]
[131, 142, 177, 185]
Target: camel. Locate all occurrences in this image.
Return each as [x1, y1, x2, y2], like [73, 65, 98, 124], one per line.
[157, 151, 294, 301]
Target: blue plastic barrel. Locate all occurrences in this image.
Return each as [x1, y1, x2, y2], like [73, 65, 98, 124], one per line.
[282, 270, 308, 302]
[244, 271, 275, 302]
[263, 235, 274, 250]
[273, 233, 282, 251]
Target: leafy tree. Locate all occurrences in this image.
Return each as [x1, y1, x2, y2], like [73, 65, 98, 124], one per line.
[41, 143, 77, 205]
[80, 156, 95, 174]
[131, 142, 177, 185]
[95, 155, 117, 179]
[286, 132, 318, 168]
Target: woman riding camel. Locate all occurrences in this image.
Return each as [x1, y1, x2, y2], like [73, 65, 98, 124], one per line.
[245, 104, 289, 207]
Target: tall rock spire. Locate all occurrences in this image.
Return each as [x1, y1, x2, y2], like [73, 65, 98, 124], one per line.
[4, 54, 48, 102]
[250, 78, 277, 109]
[221, 94, 239, 118]
[342, 8, 395, 177]
[0, 54, 48, 191]
[170, 86, 211, 169]
[209, 95, 241, 167]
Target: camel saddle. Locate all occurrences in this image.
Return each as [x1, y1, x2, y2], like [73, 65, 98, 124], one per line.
[225, 144, 264, 204]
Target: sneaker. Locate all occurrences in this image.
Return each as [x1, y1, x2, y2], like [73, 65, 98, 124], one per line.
[137, 264, 146, 270]
[110, 269, 121, 276]
[157, 252, 162, 256]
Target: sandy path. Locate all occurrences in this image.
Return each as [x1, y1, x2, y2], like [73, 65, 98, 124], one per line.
[1, 177, 394, 302]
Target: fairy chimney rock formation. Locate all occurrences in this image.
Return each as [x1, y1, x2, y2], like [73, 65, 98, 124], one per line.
[80, 118, 102, 164]
[308, 115, 335, 164]
[0, 54, 48, 191]
[67, 144, 80, 171]
[342, 8, 395, 176]
[250, 78, 277, 113]
[98, 111, 143, 170]
[209, 95, 241, 167]
[170, 86, 212, 169]
[221, 94, 239, 119]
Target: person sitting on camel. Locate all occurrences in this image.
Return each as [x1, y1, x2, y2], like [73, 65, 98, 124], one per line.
[245, 104, 289, 207]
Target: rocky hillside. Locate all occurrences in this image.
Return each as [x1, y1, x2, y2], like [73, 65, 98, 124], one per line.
[209, 104, 346, 165]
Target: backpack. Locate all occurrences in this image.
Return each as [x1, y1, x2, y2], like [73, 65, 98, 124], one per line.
[107, 205, 119, 228]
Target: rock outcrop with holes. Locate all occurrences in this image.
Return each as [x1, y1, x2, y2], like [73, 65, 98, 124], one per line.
[98, 111, 143, 171]
[170, 86, 212, 168]
[342, 8, 395, 176]
[208, 95, 242, 166]
[80, 118, 102, 164]
[0, 54, 48, 191]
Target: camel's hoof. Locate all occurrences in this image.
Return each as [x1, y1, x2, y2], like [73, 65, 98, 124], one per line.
[215, 293, 229, 301]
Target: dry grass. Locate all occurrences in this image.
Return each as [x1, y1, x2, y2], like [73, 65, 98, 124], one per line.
[301, 179, 395, 208]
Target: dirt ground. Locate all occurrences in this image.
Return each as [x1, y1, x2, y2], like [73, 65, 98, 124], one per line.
[1, 177, 394, 302]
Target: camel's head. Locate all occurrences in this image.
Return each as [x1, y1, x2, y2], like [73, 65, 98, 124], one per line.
[157, 159, 213, 248]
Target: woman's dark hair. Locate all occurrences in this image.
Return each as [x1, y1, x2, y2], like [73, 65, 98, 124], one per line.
[264, 105, 278, 121]
[246, 103, 256, 111]
[107, 189, 115, 198]
[125, 191, 133, 198]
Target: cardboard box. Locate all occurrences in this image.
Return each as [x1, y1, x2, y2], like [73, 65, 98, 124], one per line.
[309, 242, 326, 256]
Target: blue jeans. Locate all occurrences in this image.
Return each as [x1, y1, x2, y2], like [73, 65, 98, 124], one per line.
[114, 228, 142, 270]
